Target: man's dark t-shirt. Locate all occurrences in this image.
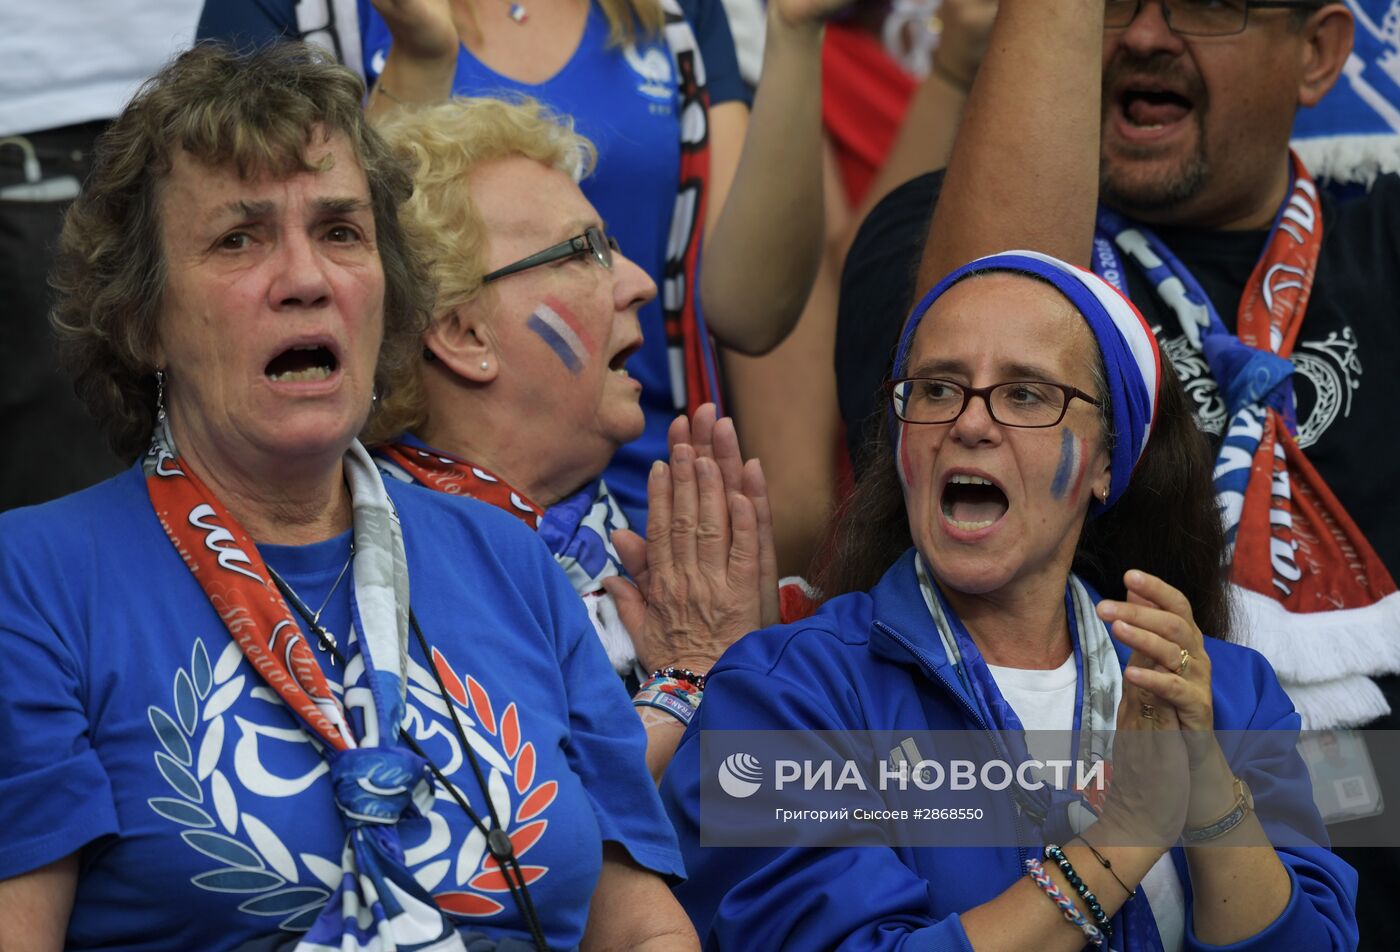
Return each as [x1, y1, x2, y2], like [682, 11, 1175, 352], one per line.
[835, 169, 1400, 948]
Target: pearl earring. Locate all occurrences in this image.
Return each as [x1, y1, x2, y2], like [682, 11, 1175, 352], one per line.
[480, 360, 490, 371]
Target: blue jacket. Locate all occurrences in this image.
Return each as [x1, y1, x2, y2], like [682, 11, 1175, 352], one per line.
[660, 550, 1358, 951]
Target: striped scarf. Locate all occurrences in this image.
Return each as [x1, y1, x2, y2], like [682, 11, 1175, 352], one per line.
[659, 0, 722, 415]
[1093, 154, 1400, 729]
[144, 422, 462, 952]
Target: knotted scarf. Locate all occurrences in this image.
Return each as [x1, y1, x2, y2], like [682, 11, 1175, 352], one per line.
[891, 251, 1168, 951]
[1092, 154, 1400, 729]
[659, 0, 722, 415]
[143, 422, 463, 952]
[376, 439, 639, 674]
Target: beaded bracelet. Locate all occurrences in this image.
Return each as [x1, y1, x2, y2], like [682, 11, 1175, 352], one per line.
[1025, 857, 1105, 948]
[1045, 844, 1112, 940]
[652, 666, 707, 692]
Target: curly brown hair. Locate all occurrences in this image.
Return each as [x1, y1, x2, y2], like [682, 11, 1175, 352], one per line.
[50, 41, 434, 462]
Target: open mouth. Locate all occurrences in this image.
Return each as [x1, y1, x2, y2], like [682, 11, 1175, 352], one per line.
[608, 340, 642, 377]
[940, 474, 1010, 532]
[1117, 87, 1193, 131]
[265, 345, 338, 383]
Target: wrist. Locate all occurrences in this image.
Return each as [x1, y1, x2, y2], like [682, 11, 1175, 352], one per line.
[1184, 746, 1237, 827]
[1090, 809, 1175, 854]
[651, 655, 715, 675]
[767, 1, 826, 46]
[1184, 776, 1253, 843]
[374, 50, 458, 102]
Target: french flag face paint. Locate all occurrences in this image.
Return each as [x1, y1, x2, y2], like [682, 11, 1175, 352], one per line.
[528, 297, 594, 375]
[889, 250, 1161, 516]
[893, 381, 915, 488]
[1050, 429, 1090, 503]
[897, 420, 915, 489]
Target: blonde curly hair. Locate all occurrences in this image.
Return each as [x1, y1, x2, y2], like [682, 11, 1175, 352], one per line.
[365, 96, 597, 443]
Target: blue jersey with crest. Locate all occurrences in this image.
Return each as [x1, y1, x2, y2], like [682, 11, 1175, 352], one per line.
[0, 465, 681, 950]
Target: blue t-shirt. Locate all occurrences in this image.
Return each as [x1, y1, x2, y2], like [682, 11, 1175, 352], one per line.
[358, 0, 748, 527]
[0, 465, 682, 951]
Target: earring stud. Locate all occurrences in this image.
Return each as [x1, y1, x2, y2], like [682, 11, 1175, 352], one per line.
[480, 360, 490, 371]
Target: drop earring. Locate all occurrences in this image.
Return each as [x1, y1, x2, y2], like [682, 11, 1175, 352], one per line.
[155, 369, 167, 423]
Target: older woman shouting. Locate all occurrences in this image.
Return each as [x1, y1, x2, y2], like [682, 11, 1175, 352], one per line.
[0, 44, 696, 952]
[661, 252, 1357, 950]
[366, 98, 783, 780]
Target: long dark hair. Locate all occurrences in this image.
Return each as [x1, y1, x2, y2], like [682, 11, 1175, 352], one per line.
[814, 358, 1232, 640]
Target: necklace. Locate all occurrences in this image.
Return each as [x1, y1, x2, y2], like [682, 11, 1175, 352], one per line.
[267, 544, 353, 664]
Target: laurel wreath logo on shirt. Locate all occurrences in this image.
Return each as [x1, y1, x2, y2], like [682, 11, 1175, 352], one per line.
[147, 637, 558, 927]
[145, 637, 333, 932]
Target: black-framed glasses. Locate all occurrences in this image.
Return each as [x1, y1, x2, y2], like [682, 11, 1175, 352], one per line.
[481, 225, 620, 284]
[1105, 0, 1323, 36]
[887, 377, 1102, 428]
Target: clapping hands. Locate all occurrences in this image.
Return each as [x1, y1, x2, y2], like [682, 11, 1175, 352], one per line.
[603, 404, 779, 676]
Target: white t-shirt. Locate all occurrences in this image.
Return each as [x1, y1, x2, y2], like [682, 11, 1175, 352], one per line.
[988, 655, 1187, 950]
[0, 2, 203, 136]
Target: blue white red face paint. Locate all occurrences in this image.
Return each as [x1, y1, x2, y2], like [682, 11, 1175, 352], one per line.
[1050, 428, 1089, 503]
[527, 296, 594, 375]
[897, 419, 914, 488]
[892, 381, 919, 489]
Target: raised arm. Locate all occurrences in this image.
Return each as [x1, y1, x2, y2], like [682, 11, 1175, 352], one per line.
[363, 0, 461, 121]
[698, 0, 840, 354]
[917, 0, 1104, 289]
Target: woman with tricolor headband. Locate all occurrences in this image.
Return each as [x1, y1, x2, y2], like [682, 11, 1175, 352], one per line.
[660, 251, 1356, 949]
[369, 97, 789, 782]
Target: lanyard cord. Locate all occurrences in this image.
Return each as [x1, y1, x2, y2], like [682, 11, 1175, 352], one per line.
[407, 609, 549, 952]
[267, 567, 550, 952]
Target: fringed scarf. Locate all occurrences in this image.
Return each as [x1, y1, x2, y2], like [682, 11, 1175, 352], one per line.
[144, 422, 463, 952]
[1092, 154, 1400, 729]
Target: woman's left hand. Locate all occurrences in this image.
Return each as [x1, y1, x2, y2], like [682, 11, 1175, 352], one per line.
[1096, 570, 1215, 737]
[1099, 571, 1242, 831]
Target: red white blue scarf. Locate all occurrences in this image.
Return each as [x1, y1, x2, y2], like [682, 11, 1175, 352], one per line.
[660, 0, 722, 415]
[143, 422, 462, 952]
[375, 439, 639, 674]
[1093, 154, 1400, 729]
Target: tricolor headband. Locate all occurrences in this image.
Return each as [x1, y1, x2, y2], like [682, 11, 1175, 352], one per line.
[889, 250, 1162, 511]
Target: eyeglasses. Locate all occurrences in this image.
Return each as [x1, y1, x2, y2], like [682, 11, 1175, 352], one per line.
[887, 377, 1102, 428]
[1104, 0, 1323, 36]
[481, 225, 620, 284]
